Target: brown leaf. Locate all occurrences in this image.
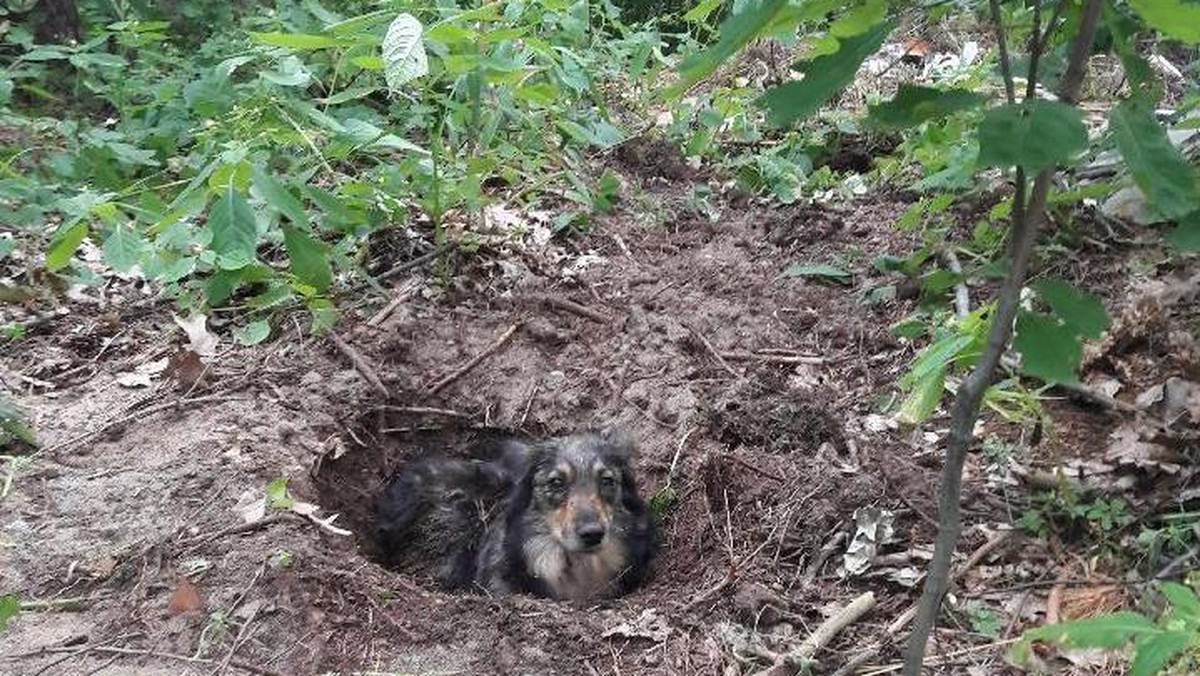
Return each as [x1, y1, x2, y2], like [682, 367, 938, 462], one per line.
[168, 577, 203, 615]
[166, 349, 209, 392]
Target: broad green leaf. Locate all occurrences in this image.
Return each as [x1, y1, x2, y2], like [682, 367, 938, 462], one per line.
[1128, 0, 1200, 44]
[1130, 630, 1190, 676]
[282, 225, 332, 293]
[1024, 612, 1158, 647]
[382, 13, 428, 91]
[249, 32, 341, 50]
[252, 168, 309, 229]
[896, 366, 945, 424]
[683, 0, 723, 23]
[208, 184, 258, 271]
[0, 595, 18, 632]
[233, 319, 271, 346]
[978, 100, 1088, 171]
[351, 56, 384, 70]
[782, 262, 853, 284]
[760, 21, 893, 127]
[102, 224, 145, 273]
[45, 222, 88, 272]
[1110, 97, 1199, 220]
[1168, 211, 1200, 251]
[1160, 582, 1200, 621]
[425, 23, 477, 45]
[900, 334, 975, 389]
[1034, 279, 1109, 339]
[867, 85, 985, 128]
[670, 0, 791, 97]
[266, 477, 294, 509]
[1014, 311, 1082, 385]
[830, 0, 887, 38]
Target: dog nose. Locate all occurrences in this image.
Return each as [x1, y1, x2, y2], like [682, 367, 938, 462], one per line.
[578, 523, 606, 548]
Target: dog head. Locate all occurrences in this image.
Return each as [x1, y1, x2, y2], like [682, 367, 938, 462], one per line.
[524, 430, 638, 554]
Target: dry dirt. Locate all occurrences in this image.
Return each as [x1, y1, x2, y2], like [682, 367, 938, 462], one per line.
[2, 140, 1198, 675]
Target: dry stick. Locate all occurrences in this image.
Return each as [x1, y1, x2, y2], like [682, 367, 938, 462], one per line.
[15, 645, 283, 676]
[900, 2, 1104, 673]
[378, 242, 454, 281]
[536, 295, 611, 323]
[329, 333, 390, 398]
[45, 394, 242, 455]
[889, 530, 1014, 635]
[427, 323, 520, 394]
[685, 323, 741, 379]
[830, 646, 882, 676]
[751, 592, 877, 676]
[374, 405, 469, 418]
[719, 351, 825, 365]
[367, 280, 420, 327]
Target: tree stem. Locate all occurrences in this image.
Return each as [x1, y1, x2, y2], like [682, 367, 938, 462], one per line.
[899, 1, 1102, 673]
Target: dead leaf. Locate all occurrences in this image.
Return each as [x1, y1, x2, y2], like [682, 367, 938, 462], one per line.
[1135, 384, 1164, 410]
[1164, 378, 1200, 425]
[602, 608, 671, 642]
[173, 313, 218, 357]
[1105, 425, 1181, 473]
[842, 507, 895, 576]
[166, 349, 209, 391]
[168, 577, 203, 615]
[234, 489, 266, 524]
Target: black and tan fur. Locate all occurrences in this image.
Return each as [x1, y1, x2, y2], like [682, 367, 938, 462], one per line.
[375, 431, 657, 601]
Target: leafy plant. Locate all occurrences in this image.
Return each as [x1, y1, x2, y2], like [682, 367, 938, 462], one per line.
[1013, 582, 1200, 676]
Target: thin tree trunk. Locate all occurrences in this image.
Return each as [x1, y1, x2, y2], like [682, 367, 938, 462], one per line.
[34, 0, 81, 43]
[899, 1, 1104, 673]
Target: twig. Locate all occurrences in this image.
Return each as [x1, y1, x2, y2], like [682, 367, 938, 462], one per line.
[685, 323, 741, 379]
[719, 351, 825, 365]
[802, 531, 847, 585]
[19, 596, 92, 611]
[901, 3, 1104, 673]
[12, 645, 284, 676]
[374, 405, 469, 419]
[378, 242, 455, 281]
[329, 333, 390, 398]
[724, 453, 786, 483]
[891, 530, 1014, 635]
[45, 395, 244, 455]
[367, 281, 420, 327]
[179, 514, 292, 548]
[941, 248, 970, 319]
[988, 0, 1016, 104]
[751, 592, 876, 675]
[535, 295, 611, 323]
[830, 646, 882, 676]
[427, 324, 520, 394]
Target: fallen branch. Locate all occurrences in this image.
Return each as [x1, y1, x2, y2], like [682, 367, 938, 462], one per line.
[329, 333, 390, 399]
[719, 351, 825, 365]
[535, 294, 611, 323]
[378, 242, 454, 281]
[750, 592, 877, 676]
[367, 280, 420, 327]
[685, 323, 741, 379]
[427, 323, 520, 394]
[374, 405, 469, 419]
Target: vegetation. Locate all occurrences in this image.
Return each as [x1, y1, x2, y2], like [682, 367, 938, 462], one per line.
[2, 0, 1199, 673]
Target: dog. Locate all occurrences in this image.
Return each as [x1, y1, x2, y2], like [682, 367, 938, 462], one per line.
[375, 430, 658, 601]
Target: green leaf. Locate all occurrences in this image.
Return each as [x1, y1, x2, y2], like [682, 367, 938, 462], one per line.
[896, 366, 945, 424]
[45, 222, 88, 272]
[1130, 630, 1190, 676]
[382, 13, 428, 91]
[867, 85, 986, 128]
[233, 320, 271, 346]
[1110, 97, 1200, 221]
[252, 168, 309, 228]
[683, 0, 723, 23]
[670, 0, 791, 97]
[1128, 0, 1200, 44]
[102, 224, 145, 273]
[1024, 612, 1159, 648]
[1160, 582, 1200, 620]
[208, 184, 258, 271]
[0, 595, 18, 632]
[1034, 279, 1109, 339]
[266, 477, 294, 510]
[782, 262, 853, 284]
[977, 100, 1088, 171]
[1014, 311, 1082, 385]
[900, 334, 975, 389]
[760, 20, 893, 127]
[249, 31, 342, 50]
[282, 225, 332, 293]
[829, 0, 887, 38]
[1167, 211, 1200, 251]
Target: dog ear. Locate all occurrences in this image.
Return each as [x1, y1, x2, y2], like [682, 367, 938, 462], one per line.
[597, 425, 637, 460]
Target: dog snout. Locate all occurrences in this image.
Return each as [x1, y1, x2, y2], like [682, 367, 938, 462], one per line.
[577, 521, 606, 548]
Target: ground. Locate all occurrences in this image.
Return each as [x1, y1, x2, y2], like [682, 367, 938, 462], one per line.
[2, 139, 1198, 675]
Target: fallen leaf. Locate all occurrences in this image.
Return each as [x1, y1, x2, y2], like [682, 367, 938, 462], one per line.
[168, 577, 203, 615]
[234, 489, 266, 524]
[1135, 383, 1164, 410]
[173, 313, 218, 357]
[1105, 425, 1181, 473]
[1164, 378, 1200, 424]
[602, 608, 671, 642]
[166, 349, 209, 391]
[843, 507, 895, 576]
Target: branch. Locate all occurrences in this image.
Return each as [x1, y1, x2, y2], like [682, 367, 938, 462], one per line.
[988, 0, 1017, 104]
[900, 2, 1104, 674]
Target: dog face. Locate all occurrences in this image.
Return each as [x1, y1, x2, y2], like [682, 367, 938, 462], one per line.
[527, 433, 632, 554]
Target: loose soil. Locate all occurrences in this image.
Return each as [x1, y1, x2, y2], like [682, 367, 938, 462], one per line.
[2, 140, 1198, 675]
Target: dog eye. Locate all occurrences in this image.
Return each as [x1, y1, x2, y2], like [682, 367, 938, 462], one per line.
[599, 475, 617, 489]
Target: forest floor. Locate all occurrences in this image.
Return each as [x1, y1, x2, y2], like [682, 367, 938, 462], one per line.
[2, 135, 1199, 675]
